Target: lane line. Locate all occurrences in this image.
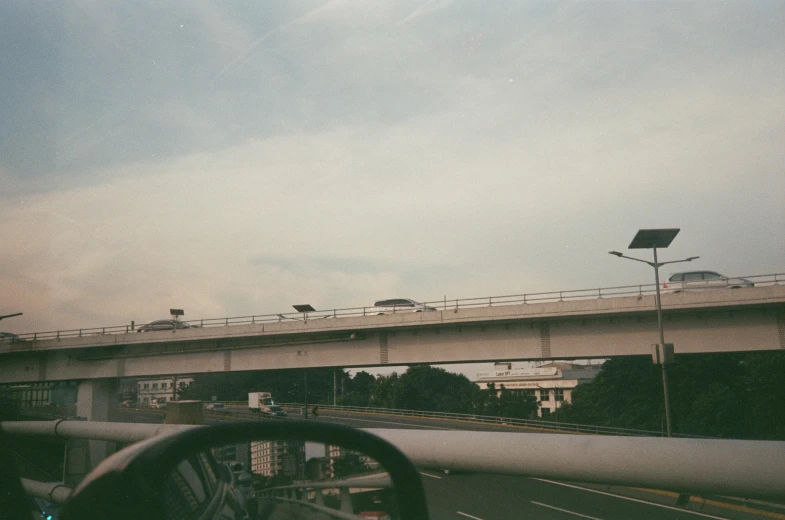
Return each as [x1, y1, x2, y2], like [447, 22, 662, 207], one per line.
[632, 489, 785, 519]
[419, 471, 443, 479]
[531, 501, 603, 520]
[456, 511, 484, 520]
[533, 479, 729, 519]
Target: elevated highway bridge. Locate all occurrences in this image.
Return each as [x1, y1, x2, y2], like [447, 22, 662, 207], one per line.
[1, 282, 784, 384]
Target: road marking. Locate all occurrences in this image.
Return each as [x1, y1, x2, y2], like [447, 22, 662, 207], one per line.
[632, 489, 785, 519]
[531, 501, 603, 520]
[419, 471, 443, 479]
[533, 479, 730, 519]
[456, 511, 484, 520]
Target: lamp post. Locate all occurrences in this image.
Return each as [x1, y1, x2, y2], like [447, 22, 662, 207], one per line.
[609, 228, 699, 437]
[291, 305, 316, 418]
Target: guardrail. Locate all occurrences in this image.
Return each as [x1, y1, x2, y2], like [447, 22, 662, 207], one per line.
[261, 475, 392, 520]
[3, 419, 785, 502]
[273, 403, 707, 438]
[6, 272, 784, 342]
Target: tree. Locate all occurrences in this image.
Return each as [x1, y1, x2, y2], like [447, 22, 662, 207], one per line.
[552, 351, 785, 440]
[498, 385, 538, 419]
[370, 373, 400, 408]
[394, 365, 480, 414]
[343, 371, 376, 406]
[481, 383, 500, 416]
[177, 368, 348, 405]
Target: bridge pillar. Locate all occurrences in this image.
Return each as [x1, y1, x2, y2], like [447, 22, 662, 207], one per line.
[73, 379, 119, 471]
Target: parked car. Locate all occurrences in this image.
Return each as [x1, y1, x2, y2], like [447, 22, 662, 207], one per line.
[120, 400, 135, 408]
[137, 319, 196, 332]
[367, 298, 438, 315]
[664, 271, 754, 292]
[150, 399, 167, 410]
[0, 332, 22, 342]
[260, 405, 287, 418]
[206, 403, 227, 412]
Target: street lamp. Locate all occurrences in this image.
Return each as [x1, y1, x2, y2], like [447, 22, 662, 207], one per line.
[609, 228, 699, 437]
[292, 304, 316, 322]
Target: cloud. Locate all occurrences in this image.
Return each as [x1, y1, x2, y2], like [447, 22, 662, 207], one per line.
[1, 1, 783, 334]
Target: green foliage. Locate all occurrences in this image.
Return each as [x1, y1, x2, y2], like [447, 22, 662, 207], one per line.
[366, 366, 537, 417]
[178, 367, 345, 405]
[498, 384, 539, 419]
[397, 365, 479, 413]
[369, 365, 480, 414]
[332, 453, 370, 478]
[552, 351, 785, 440]
[342, 371, 376, 406]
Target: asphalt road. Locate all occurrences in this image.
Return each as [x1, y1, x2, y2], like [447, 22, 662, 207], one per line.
[116, 408, 781, 520]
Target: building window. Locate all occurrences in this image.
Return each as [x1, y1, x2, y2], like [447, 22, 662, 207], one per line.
[143, 384, 149, 390]
[541, 408, 551, 416]
[540, 389, 550, 401]
[524, 389, 537, 398]
[554, 389, 564, 402]
[152, 383, 158, 389]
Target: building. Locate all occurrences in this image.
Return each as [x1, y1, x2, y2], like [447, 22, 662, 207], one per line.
[136, 376, 193, 406]
[475, 361, 602, 417]
[250, 439, 305, 478]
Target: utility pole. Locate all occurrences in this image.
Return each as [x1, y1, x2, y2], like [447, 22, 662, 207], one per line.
[303, 371, 308, 420]
[609, 228, 698, 437]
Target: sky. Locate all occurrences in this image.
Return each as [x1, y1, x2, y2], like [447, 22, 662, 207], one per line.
[1, 1, 784, 379]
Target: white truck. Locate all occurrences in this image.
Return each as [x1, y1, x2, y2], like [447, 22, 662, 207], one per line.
[248, 392, 275, 412]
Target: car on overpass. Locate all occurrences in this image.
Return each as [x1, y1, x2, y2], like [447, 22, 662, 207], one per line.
[136, 319, 197, 332]
[368, 299, 438, 315]
[664, 271, 754, 292]
[206, 402, 228, 413]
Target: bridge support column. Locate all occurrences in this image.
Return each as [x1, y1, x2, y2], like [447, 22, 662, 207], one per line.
[73, 379, 119, 472]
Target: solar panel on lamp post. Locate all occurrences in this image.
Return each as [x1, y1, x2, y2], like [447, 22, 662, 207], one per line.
[609, 228, 699, 437]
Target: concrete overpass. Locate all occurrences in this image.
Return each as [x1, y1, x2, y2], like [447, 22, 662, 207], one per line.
[1, 285, 783, 384]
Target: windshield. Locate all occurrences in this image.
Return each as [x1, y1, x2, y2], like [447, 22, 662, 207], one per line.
[2, 2, 784, 519]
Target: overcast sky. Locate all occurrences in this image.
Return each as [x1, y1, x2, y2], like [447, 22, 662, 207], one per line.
[2, 2, 783, 379]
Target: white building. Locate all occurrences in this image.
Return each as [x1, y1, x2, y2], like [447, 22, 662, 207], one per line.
[475, 362, 602, 417]
[136, 376, 194, 406]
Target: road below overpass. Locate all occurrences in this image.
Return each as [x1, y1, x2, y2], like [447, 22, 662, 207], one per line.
[115, 407, 782, 520]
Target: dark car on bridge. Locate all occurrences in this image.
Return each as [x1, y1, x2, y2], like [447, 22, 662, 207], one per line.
[137, 319, 197, 332]
[0, 332, 23, 342]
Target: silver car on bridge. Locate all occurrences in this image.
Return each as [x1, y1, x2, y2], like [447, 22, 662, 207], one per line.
[664, 271, 754, 292]
[368, 298, 438, 315]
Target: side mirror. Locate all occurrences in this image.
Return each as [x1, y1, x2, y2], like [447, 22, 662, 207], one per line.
[62, 421, 429, 520]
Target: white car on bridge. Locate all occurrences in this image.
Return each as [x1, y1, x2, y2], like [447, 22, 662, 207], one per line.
[367, 298, 438, 315]
[137, 319, 197, 332]
[664, 271, 754, 292]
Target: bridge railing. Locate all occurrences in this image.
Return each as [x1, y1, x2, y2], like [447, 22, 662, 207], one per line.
[3, 419, 785, 505]
[273, 402, 708, 438]
[7, 272, 784, 342]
